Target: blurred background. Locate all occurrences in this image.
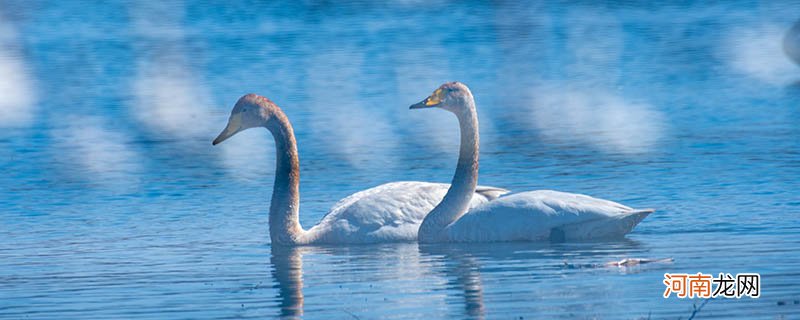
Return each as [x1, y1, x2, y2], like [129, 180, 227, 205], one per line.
[1, 1, 799, 319]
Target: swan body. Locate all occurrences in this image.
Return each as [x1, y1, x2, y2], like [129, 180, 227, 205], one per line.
[212, 94, 508, 245]
[411, 82, 653, 243]
[441, 191, 652, 242]
[306, 182, 508, 244]
[785, 20, 800, 65]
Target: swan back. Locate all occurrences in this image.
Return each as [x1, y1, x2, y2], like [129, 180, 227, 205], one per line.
[302, 182, 509, 244]
[443, 190, 653, 242]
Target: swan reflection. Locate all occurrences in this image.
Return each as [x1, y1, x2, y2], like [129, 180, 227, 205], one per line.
[270, 246, 306, 319]
[418, 244, 486, 319]
[269, 240, 645, 319]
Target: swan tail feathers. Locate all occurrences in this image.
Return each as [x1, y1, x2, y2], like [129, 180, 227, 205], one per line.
[558, 208, 653, 240]
[627, 208, 655, 221]
[618, 208, 654, 232]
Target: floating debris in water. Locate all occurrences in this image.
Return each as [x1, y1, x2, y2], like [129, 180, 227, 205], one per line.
[563, 258, 674, 269]
[605, 258, 674, 267]
[776, 300, 800, 306]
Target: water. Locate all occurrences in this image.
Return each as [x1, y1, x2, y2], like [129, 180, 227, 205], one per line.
[1, 1, 799, 318]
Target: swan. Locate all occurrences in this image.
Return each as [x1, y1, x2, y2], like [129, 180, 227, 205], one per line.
[411, 82, 653, 243]
[785, 20, 800, 65]
[212, 93, 509, 245]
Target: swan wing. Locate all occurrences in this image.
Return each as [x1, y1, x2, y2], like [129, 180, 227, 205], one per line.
[307, 181, 509, 244]
[474, 185, 511, 201]
[445, 190, 653, 242]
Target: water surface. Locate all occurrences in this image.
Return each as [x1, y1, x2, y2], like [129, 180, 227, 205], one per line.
[1, 1, 799, 318]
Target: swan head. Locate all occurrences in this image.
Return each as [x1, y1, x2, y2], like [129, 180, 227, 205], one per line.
[409, 82, 474, 114]
[212, 94, 275, 145]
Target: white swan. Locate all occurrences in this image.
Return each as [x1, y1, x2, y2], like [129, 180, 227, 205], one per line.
[212, 94, 509, 245]
[411, 82, 653, 243]
[785, 20, 800, 65]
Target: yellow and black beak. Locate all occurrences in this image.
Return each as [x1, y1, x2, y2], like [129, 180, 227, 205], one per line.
[212, 112, 243, 145]
[410, 89, 443, 109]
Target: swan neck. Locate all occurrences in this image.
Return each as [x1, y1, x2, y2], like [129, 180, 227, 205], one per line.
[419, 99, 479, 242]
[265, 111, 305, 245]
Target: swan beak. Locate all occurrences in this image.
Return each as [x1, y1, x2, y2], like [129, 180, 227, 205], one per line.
[409, 98, 438, 109]
[212, 113, 243, 145]
[410, 89, 442, 109]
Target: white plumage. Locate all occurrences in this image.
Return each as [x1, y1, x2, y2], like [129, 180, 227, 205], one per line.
[212, 94, 508, 245]
[305, 182, 508, 244]
[411, 82, 653, 243]
[444, 191, 653, 242]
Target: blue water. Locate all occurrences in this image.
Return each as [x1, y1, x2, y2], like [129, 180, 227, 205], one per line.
[2, 1, 799, 318]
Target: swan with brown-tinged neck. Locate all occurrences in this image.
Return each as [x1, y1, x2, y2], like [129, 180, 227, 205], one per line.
[412, 82, 653, 243]
[212, 94, 508, 245]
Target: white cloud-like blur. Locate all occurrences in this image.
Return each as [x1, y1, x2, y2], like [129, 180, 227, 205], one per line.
[127, 1, 273, 180]
[306, 50, 398, 169]
[511, 7, 665, 155]
[128, 1, 186, 40]
[131, 57, 217, 139]
[128, 1, 216, 140]
[528, 85, 664, 154]
[133, 59, 275, 181]
[0, 13, 35, 128]
[392, 45, 460, 155]
[562, 8, 625, 86]
[216, 128, 275, 181]
[390, 34, 499, 156]
[52, 116, 143, 186]
[726, 24, 798, 85]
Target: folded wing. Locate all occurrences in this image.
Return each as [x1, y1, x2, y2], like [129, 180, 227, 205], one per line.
[445, 190, 653, 242]
[307, 181, 510, 244]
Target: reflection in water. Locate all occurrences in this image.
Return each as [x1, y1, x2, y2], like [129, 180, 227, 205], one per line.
[2, 1, 799, 319]
[419, 244, 485, 320]
[267, 241, 648, 319]
[269, 244, 466, 319]
[270, 246, 305, 319]
[418, 240, 648, 318]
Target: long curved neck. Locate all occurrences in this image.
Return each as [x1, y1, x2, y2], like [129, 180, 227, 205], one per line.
[265, 110, 305, 245]
[419, 99, 480, 242]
